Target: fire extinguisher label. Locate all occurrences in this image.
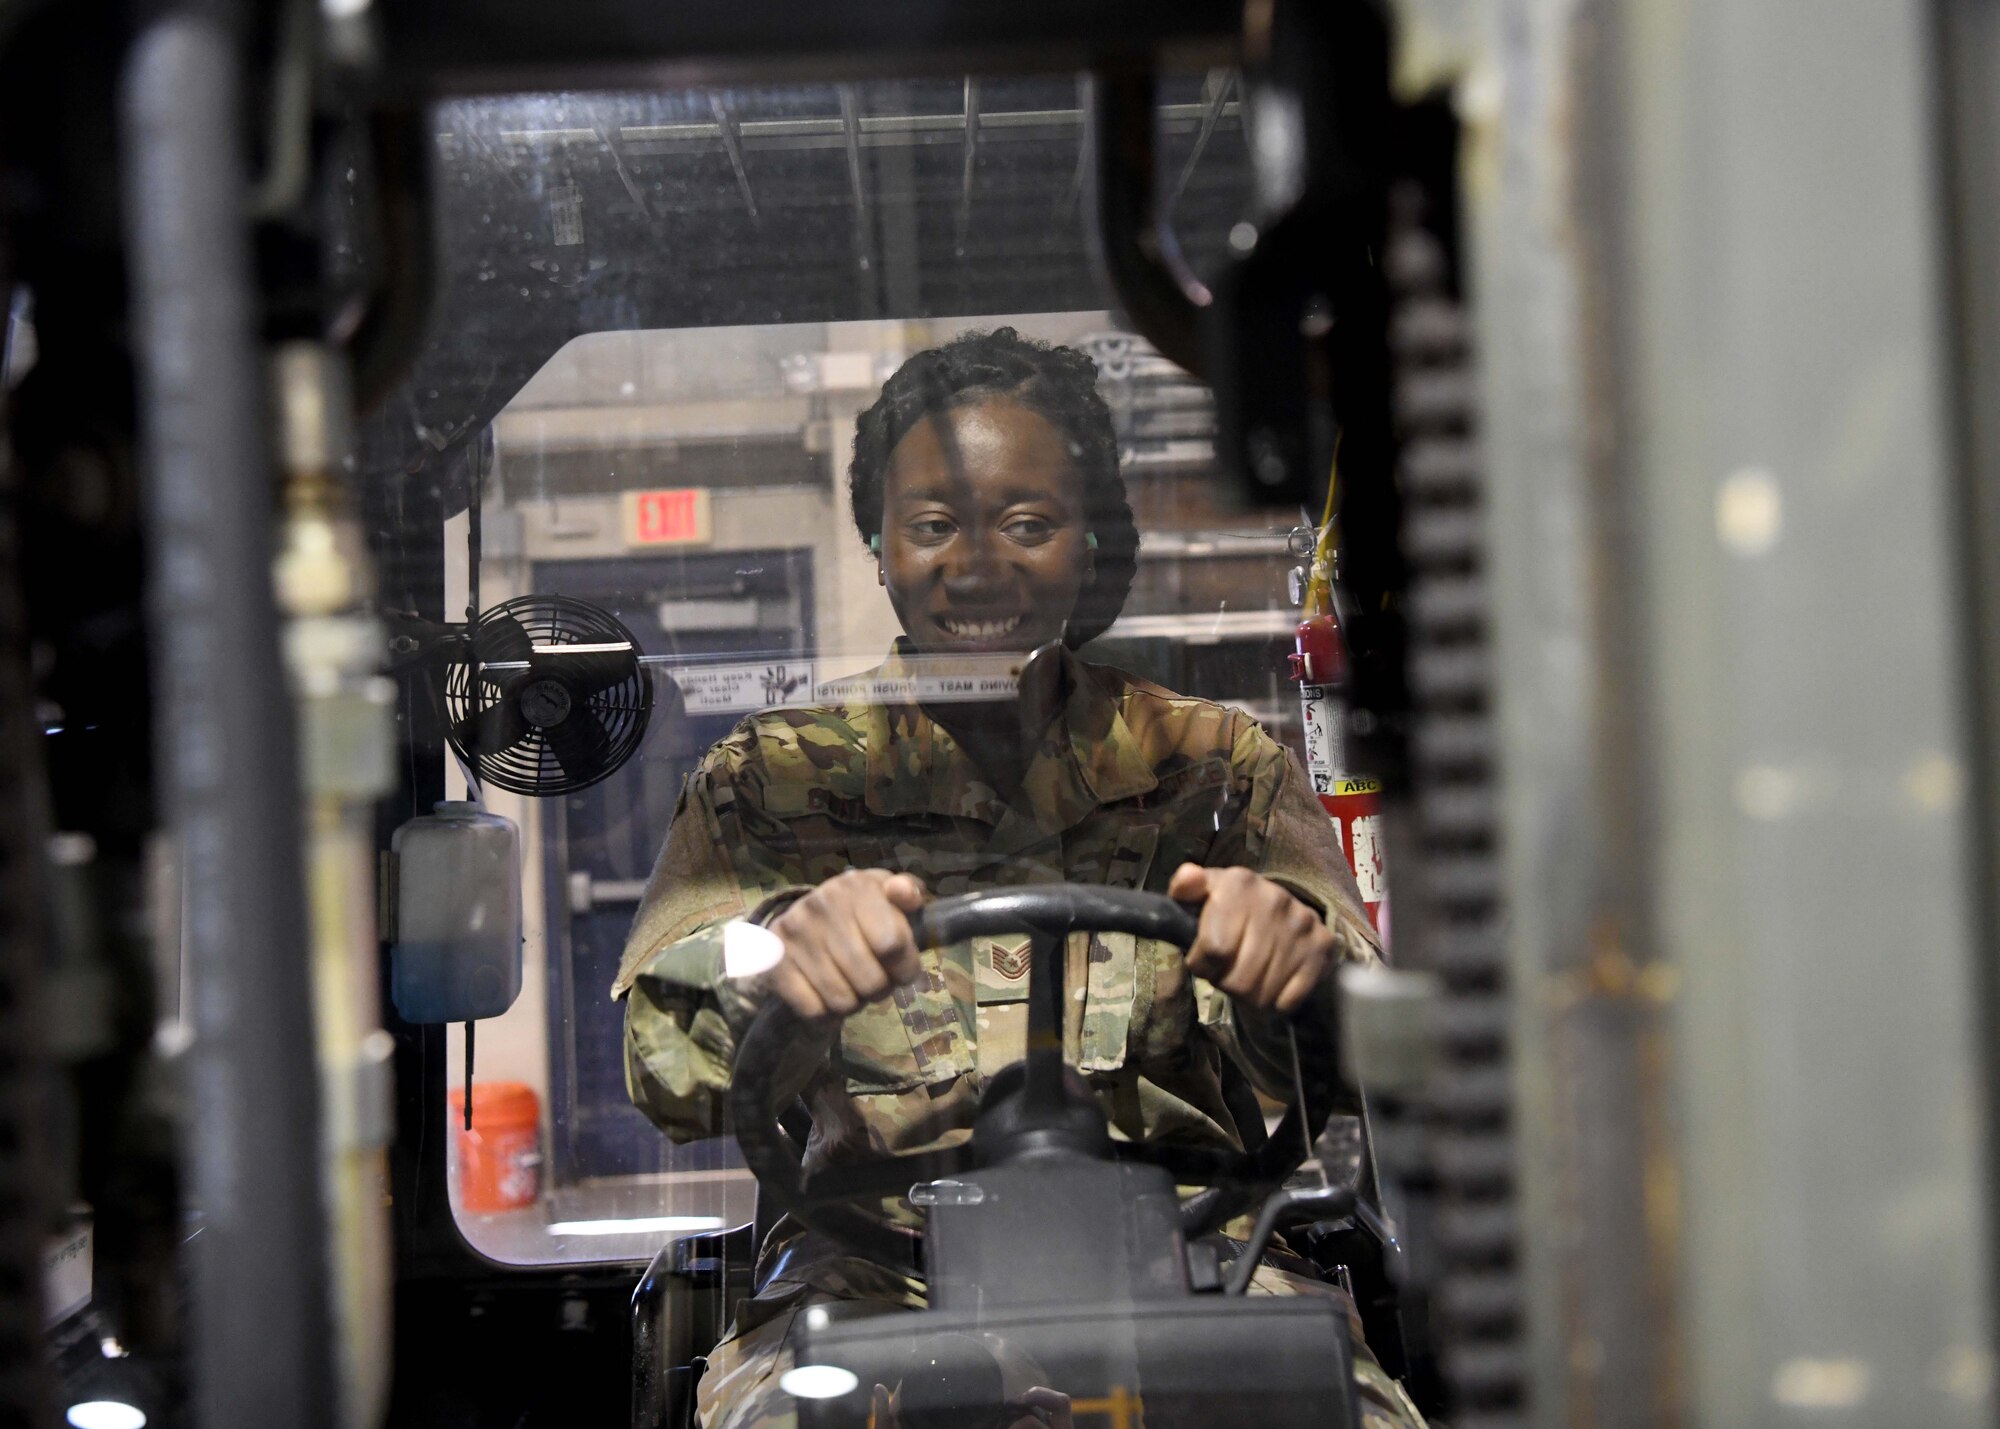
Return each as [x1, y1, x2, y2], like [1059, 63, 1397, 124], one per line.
[1301, 685, 1343, 791]
[1333, 776, 1382, 796]
[1349, 814, 1387, 904]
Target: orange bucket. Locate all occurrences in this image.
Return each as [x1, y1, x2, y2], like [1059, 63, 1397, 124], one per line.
[447, 1081, 542, 1212]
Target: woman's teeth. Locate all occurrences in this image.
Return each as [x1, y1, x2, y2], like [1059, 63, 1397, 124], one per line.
[940, 615, 1023, 639]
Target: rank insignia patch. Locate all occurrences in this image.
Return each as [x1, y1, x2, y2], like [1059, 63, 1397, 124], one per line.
[975, 937, 1032, 1004]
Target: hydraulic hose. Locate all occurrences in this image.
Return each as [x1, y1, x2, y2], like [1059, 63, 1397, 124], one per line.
[0, 250, 52, 1427]
[121, 16, 337, 1428]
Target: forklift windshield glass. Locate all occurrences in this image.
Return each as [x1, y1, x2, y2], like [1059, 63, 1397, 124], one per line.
[363, 74, 1372, 1275]
[430, 307, 1341, 1262]
[362, 78, 1403, 1429]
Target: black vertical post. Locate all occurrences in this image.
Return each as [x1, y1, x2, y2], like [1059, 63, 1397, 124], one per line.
[121, 14, 337, 1427]
[1021, 928, 1068, 1115]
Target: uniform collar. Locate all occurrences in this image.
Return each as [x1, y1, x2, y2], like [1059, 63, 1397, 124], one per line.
[854, 641, 1158, 831]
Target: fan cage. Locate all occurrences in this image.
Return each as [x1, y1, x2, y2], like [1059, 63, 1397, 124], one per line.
[442, 595, 654, 797]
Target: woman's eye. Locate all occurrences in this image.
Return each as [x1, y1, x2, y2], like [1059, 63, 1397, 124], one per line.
[1003, 516, 1056, 542]
[908, 517, 955, 540]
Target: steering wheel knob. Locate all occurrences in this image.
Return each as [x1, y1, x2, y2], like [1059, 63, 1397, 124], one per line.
[722, 918, 785, 979]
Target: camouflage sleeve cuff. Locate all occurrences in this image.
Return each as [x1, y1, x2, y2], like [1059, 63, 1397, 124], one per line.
[748, 886, 814, 926]
[710, 888, 814, 1029]
[631, 926, 727, 991]
[1264, 873, 1329, 921]
[618, 887, 809, 1009]
[712, 888, 817, 1041]
[1264, 874, 1381, 969]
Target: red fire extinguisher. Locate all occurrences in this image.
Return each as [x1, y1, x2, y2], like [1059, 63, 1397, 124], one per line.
[1289, 502, 1390, 941]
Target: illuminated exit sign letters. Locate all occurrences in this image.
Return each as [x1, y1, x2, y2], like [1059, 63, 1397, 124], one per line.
[622, 488, 713, 548]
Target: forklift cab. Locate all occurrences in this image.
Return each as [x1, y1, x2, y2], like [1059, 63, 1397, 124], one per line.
[8, 0, 1453, 1424]
[364, 55, 1441, 1429]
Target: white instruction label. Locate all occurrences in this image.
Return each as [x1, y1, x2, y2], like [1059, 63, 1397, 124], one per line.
[672, 661, 815, 714]
[664, 655, 1022, 715]
[1301, 685, 1344, 791]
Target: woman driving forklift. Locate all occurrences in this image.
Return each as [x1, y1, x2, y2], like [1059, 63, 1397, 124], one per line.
[613, 327, 1426, 1429]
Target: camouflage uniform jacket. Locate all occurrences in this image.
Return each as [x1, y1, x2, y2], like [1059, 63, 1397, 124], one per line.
[613, 645, 1381, 1299]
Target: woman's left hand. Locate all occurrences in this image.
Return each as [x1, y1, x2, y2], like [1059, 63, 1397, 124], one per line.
[1166, 863, 1336, 1013]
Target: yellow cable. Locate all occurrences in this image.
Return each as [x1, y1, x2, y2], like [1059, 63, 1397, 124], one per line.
[1303, 445, 1340, 618]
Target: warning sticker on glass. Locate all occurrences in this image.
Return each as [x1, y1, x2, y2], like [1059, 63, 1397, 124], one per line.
[662, 655, 1023, 715]
[672, 661, 816, 713]
[817, 667, 1020, 705]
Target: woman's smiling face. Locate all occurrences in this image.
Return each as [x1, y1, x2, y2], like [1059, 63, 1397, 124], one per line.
[879, 397, 1095, 655]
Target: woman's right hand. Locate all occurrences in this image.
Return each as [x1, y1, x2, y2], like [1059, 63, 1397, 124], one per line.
[759, 869, 928, 1019]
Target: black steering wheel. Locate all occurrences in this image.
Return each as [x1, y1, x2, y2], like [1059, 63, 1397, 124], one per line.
[727, 884, 1347, 1272]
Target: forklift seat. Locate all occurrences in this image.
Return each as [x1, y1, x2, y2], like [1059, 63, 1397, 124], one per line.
[630, 1217, 758, 1429]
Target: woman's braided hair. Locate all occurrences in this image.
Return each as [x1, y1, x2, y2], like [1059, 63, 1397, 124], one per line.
[849, 327, 1139, 648]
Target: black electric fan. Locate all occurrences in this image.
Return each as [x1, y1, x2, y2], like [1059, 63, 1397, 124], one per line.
[442, 594, 653, 796]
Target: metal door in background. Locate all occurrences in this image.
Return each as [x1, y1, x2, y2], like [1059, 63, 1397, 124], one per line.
[533, 550, 814, 1186]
